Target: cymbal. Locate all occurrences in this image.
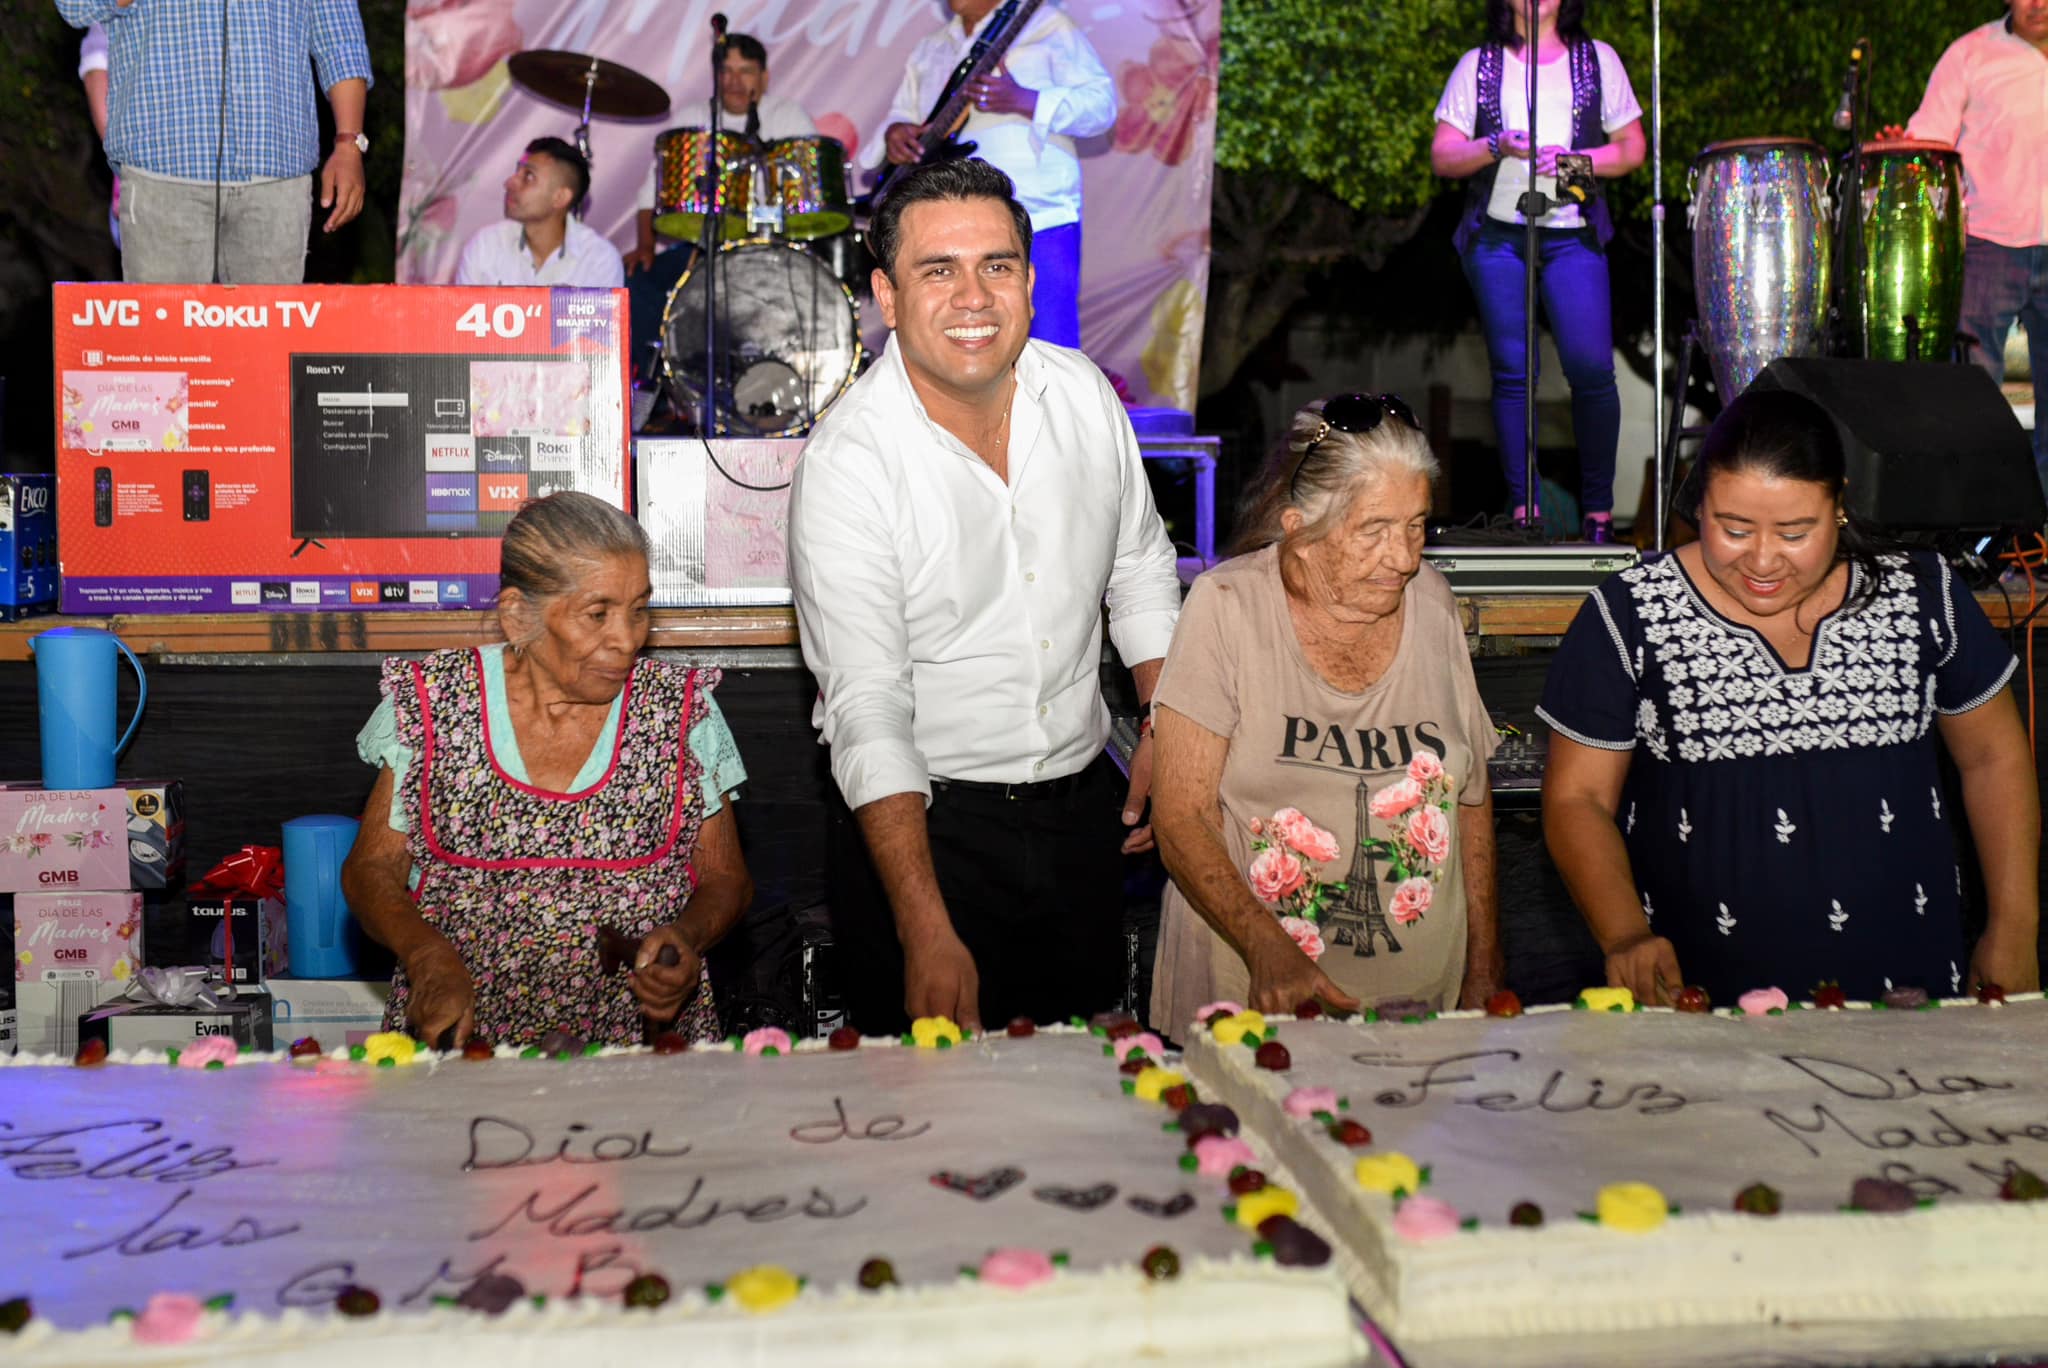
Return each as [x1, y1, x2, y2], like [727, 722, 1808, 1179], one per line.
[507, 50, 669, 120]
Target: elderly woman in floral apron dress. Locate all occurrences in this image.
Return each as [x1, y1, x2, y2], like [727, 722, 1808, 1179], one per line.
[342, 493, 753, 1047]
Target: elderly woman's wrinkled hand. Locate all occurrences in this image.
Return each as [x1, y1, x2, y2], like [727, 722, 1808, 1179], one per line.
[631, 922, 704, 1024]
[404, 936, 476, 1048]
[1245, 930, 1361, 1017]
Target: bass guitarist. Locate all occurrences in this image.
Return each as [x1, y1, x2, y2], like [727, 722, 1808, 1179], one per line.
[864, 0, 1115, 348]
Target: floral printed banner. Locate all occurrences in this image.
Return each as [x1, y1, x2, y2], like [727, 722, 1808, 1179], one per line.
[399, 0, 1217, 411]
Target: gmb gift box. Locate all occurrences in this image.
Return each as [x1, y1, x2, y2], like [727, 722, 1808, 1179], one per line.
[54, 283, 630, 613]
[12, 890, 142, 983]
[0, 789, 130, 893]
[0, 473, 57, 622]
[0, 781, 188, 891]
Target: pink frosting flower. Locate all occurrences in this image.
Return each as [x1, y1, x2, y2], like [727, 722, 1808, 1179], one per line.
[1407, 752, 1446, 785]
[132, 1292, 207, 1344]
[1271, 808, 1341, 863]
[979, 1248, 1056, 1289]
[1738, 987, 1790, 1015]
[742, 1027, 793, 1056]
[1247, 817, 1265, 837]
[1389, 877, 1434, 926]
[1369, 779, 1423, 821]
[1248, 847, 1308, 903]
[1392, 1196, 1463, 1242]
[177, 1037, 240, 1069]
[1278, 915, 1326, 961]
[1196, 1000, 1245, 1020]
[1193, 1134, 1258, 1176]
[1408, 806, 1452, 864]
[1283, 1086, 1339, 1118]
[1113, 1032, 1165, 1063]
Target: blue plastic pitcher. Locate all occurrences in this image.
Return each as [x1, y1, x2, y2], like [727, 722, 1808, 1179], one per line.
[283, 815, 362, 978]
[29, 627, 146, 789]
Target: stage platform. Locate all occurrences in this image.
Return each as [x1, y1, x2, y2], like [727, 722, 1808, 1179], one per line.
[1, 585, 2034, 662]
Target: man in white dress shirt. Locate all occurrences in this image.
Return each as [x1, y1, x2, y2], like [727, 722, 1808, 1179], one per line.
[453, 137, 624, 289]
[868, 0, 1116, 350]
[788, 158, 1180, 1035]
[625, 34, 816, 378]
[1906, 0, 2048, 491]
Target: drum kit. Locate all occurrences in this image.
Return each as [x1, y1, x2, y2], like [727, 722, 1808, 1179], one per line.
[1687, 135, 1967, 399]
[506, 47, 868, 438]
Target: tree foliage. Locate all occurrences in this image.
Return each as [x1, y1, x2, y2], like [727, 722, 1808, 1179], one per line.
[1206, 0, 2010, 398]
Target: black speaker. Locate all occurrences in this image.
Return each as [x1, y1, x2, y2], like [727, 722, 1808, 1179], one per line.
[1748, 358, 2045, 534]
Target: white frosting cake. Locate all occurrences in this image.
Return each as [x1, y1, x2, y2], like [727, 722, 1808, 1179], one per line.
[0, 1029, 1360, 1366]
[1186, 996, 2048, 1368]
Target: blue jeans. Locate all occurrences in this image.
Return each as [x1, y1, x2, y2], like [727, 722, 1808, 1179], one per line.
[1958, 236, 2048, 495]
[1029, 222, 1082, 348]
[1462, 221, 1620, 514]
[626, 243, 696, 382]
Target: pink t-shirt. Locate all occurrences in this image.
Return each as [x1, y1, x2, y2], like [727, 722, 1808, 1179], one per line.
[1150, 547, 1499, 1032]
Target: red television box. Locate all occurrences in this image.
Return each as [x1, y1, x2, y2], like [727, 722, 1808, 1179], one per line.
[54, 284, 629, 612]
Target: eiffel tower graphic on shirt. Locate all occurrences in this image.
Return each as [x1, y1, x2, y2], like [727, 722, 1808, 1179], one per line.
[1320, 776, 1401, 958]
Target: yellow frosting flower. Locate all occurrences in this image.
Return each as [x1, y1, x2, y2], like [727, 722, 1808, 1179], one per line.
[910, 1016, 963, 1048]
[1210, 1010, 1268, 1046]
[1597, 1182, 1669, 1232]
[726, 1265, 802, 1313]
[1355, 1152, 1424, 1195]
[1233, 1185, 1300, 1230]
[1132, 1066, 1187, 1102]
[1579, 986, 1636, 1013]
[362, 1032, 419, 1066]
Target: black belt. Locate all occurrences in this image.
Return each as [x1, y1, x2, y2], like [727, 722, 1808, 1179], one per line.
[931, 770, 1089, 802]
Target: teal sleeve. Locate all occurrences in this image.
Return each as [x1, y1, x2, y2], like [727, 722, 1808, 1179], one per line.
[690, 692, 748, 818]
[354, 697, 415, 834]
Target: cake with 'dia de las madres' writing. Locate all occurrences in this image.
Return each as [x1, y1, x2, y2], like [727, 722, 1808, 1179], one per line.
[0, 1019, 1361, 1367]
[1183, 988, 2048, 1368]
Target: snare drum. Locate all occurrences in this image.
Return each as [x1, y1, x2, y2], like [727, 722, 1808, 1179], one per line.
[1857, 139, 1965, 363]
[759, 136, 853, 240]
[1689, 137, 1834, 400]
[653, 127, 753, 243]
[660, 239, 861, 436]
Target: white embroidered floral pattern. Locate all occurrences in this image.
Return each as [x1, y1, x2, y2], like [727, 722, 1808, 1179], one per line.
[1828, 899, 1848, 932]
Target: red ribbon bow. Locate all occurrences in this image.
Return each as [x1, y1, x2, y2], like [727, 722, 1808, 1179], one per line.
[193, 845, 285, 900]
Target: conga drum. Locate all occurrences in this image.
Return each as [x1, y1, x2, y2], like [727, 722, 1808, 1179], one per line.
[653, 128, 753, 243]
[1857, 139, 1966, 362]
[1689, 138, 1834, 399]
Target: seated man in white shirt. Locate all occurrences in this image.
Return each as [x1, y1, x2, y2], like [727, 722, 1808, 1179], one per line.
[788, 158, 1181, 1036]
[625, 33, 816, 379]
[454, 137, 624, 289]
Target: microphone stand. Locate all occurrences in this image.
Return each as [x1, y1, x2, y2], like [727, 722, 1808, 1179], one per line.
[1511, 0, 1549, 538]
[698, 17, 729, 436]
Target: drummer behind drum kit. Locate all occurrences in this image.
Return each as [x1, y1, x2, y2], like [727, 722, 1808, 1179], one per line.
[506, 46, 867, 438]
[1687, 134, 1967, 402]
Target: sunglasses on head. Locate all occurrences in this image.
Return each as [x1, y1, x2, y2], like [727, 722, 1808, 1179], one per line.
[1290, 392, 1423, 502]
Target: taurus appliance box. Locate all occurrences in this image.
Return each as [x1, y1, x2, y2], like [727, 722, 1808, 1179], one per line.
[54, 284, 630, 613]
[0, 473, 57, 621]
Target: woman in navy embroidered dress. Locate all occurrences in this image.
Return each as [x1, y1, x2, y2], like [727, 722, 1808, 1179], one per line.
[1540, 391, 2039, 1005]
[343, 493, 753, 1048]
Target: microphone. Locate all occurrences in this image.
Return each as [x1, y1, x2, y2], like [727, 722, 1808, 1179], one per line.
[744, 98, 760, 142]
[1831, 40, 1866, 132]
[712, 11, 728, 60]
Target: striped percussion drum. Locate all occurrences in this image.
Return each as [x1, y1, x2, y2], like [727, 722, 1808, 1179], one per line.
[653, 128, 753, 243]
[1689, 138, 1835, 399]
[1856, 139, 1966, 363]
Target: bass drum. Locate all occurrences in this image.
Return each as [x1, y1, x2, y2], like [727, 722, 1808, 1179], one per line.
[660, 240, 860, 436]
